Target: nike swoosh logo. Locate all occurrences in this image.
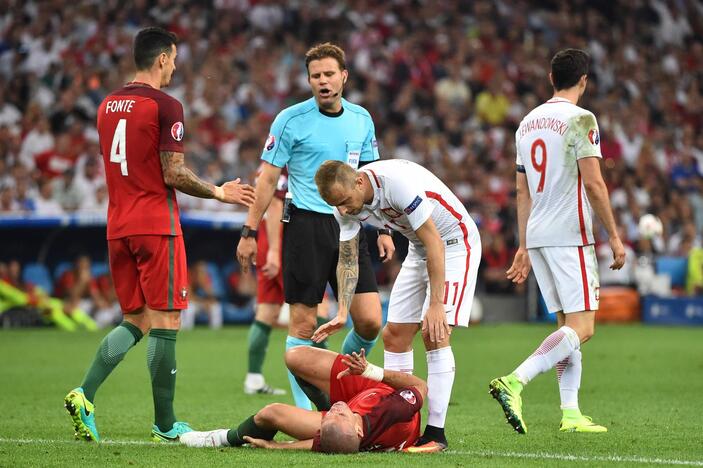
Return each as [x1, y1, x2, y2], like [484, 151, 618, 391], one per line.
[171, 369, 177, 374]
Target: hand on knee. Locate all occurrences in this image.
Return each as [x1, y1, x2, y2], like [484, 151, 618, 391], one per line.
[421, 328, 451, 350]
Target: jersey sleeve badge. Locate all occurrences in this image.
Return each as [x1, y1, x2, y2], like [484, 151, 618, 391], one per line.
[404, 196, 423, 215]
[171, 122, 184, 141]
[587, 128, 600, 145]
[265, 134, 276, 151]
[400, 389, 417, 405]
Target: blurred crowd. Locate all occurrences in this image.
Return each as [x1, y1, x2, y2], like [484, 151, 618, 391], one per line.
[0, 0, 701, 296]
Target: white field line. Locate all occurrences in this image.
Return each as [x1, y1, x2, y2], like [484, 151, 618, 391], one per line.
[450, 450, 703, 466]
[0, 438, 701, 466]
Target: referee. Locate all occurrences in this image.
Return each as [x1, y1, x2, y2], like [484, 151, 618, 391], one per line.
[237, 43, 394, 409]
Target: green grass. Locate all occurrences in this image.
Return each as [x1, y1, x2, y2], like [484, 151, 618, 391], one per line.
[0, 324, 701, 467]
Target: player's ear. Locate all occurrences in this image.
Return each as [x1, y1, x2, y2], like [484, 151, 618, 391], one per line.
[355, 423, 363, 439]
[342, 69, 348, 85]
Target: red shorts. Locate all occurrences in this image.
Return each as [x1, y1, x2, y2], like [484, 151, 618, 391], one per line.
[329, 354, 379, 403]
[108, 235, 188, 312]
[256, 219, 284, 305]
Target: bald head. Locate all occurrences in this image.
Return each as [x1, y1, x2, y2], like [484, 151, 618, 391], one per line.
[319, 419, 360, 454]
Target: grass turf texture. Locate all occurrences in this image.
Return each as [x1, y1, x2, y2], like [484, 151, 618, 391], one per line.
[0, 324, 701, 467]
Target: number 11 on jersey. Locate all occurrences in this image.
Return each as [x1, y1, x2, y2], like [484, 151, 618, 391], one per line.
[110, 118, 128, 176]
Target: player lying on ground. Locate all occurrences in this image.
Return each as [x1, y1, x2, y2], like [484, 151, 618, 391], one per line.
[181, 347, 427, 452]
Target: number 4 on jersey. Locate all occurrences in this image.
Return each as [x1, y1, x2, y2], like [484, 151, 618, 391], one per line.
[110, 119, 128, 176]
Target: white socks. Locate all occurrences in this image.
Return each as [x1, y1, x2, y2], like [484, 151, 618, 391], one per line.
[514, 326, 580, 385]
[384, 347, 455, 429]
[384, 350, 414, 374]
[557, 349, 582, 410]
[426, 347, 455, 429]
[245, 373, 265, 389]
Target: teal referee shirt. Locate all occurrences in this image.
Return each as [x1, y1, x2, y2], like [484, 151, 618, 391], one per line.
[261, 97, 380, 214]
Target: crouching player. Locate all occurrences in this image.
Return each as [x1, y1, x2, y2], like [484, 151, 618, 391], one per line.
[181, 347, 426, 453]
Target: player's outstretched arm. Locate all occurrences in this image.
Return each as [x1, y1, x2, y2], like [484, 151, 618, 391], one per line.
[339, 349, 428, 400]
[160, 151, 255, 205]
[244, 436, 314, 450]
[312, 232, 359, 343]
[578, 157, 626, 270]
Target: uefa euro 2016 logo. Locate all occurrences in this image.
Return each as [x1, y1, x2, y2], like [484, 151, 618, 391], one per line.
[265, 134, 276, 151]
[588, 128, 600, 145]
[171, 121, 184, 141]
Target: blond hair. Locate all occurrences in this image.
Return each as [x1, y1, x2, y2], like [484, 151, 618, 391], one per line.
[305, 43, 346, 74]
[314, 160, 357, 203]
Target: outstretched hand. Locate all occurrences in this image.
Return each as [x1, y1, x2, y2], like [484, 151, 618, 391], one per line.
[216, 179, 256, 207]
[311, 314, 346, 343]
[337, 349, 369, 379]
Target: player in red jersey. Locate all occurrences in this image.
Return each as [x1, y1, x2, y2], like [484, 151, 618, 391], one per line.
[182, 347, 426, 453]
[64, 27, 255, 444]
[244, 165, 288, 395]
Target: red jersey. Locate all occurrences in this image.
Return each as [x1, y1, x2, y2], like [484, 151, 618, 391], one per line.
[312, 382, 423, 452]
[97, 82, 185, 239]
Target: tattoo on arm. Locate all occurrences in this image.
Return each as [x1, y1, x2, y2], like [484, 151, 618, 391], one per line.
[160, 151, 216, 199]
[336, 233, 359, 313]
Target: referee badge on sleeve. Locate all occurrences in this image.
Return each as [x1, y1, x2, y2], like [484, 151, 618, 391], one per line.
[264, 134, 276, 151]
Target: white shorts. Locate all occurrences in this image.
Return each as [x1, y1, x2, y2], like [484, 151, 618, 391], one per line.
[387, 241, 481, 327]
[529, 245, 600, 314]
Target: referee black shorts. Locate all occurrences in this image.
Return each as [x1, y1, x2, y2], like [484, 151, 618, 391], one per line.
[282, 206, 378, 306]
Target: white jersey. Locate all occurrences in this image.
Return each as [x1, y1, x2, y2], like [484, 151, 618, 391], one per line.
[335, 159, 480, 258]
[516, 97, 603, 248]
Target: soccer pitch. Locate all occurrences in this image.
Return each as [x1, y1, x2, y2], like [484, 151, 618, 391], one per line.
[1, 324, 701, 467]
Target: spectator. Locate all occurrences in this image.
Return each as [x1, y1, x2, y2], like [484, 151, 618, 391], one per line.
[181, 261, 223, 330]
[53, 255, 106, 328]
[34, 178, 64, 215]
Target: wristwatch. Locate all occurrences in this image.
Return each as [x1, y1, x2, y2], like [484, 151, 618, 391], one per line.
[241, 225, 258, 239]
[377, 228, 392, 237]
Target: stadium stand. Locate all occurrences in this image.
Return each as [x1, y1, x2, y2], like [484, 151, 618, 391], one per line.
[0, 0, 701, 325]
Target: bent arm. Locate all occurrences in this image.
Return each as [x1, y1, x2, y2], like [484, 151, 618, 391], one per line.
[246, 162, 282, 229]
[381, 369, 428, 400]
[160, 151, 218, 198]
[414, 218, 445, 307]
[578, 157, 618, 238]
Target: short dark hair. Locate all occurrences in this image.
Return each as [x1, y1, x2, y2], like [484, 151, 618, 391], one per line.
[133, 27, 178, 71]
[550, 48, 590, 91]
[305, 43, 346, 73]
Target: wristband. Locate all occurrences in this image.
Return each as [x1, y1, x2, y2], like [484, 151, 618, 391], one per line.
[214, 185, 224, 200]
[377, 228, 392, 237]
[361, 363, 384, 382]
